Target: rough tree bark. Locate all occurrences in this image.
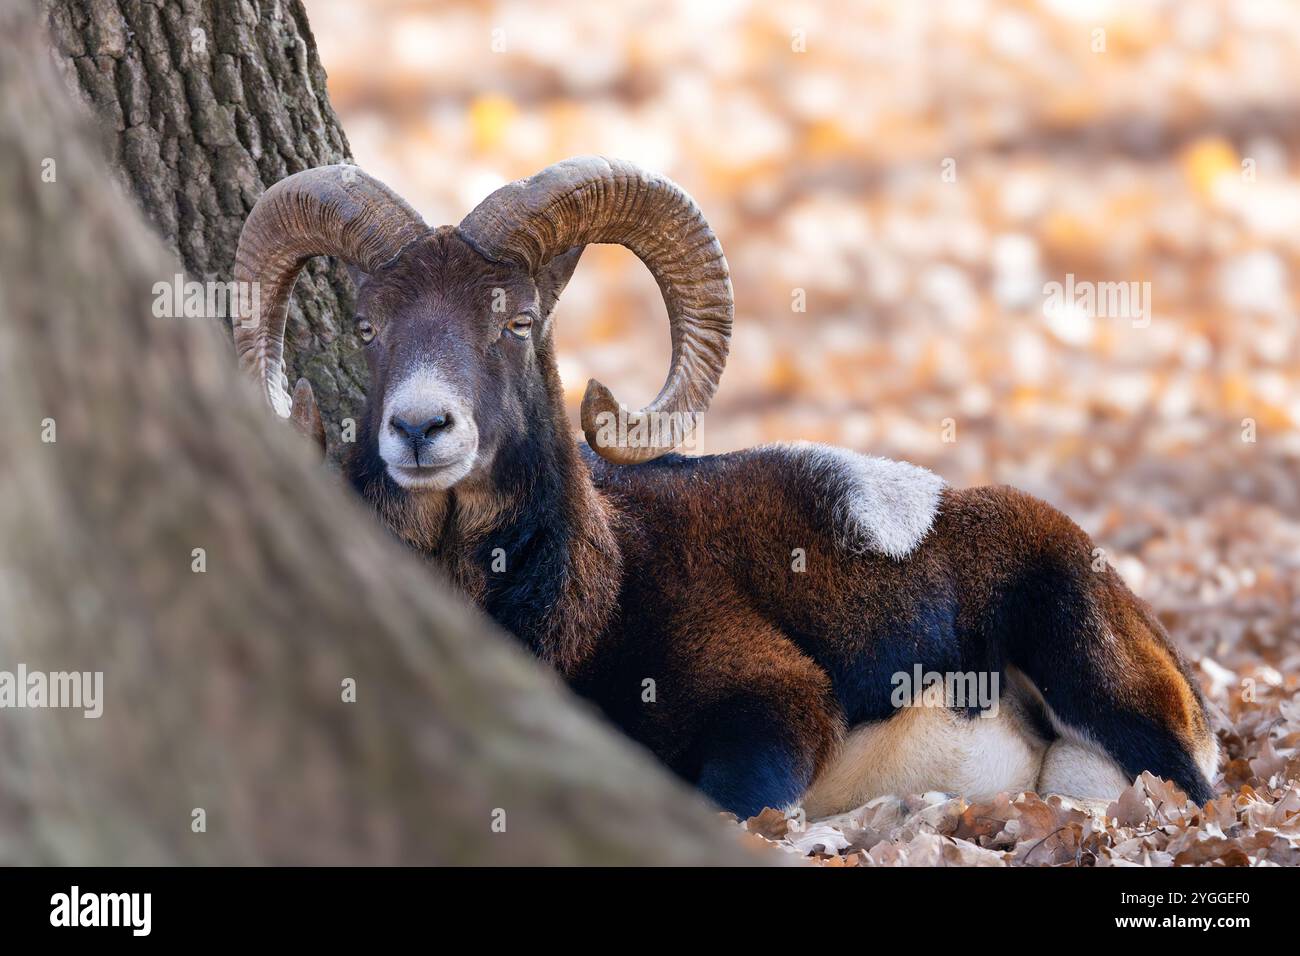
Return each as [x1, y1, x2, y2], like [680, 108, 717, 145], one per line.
[41, 0, 363, 459]
[0, 0, 760, 866]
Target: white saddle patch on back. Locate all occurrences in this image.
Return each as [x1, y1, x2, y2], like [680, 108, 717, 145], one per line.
[767, 442, 945, 560]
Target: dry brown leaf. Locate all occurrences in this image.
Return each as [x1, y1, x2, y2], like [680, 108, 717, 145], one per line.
[744, 807, 789, 841]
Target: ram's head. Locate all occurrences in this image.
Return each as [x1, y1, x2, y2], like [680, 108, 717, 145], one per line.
[234, 157, 733, 491]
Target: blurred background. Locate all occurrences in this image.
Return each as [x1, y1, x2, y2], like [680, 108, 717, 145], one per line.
[302, 0, 1299, 712]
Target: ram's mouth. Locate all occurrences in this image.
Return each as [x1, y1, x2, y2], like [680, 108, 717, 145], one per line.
[386, 459, 472, 491]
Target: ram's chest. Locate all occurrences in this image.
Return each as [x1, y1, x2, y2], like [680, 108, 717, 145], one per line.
[420, 542, 490, 606]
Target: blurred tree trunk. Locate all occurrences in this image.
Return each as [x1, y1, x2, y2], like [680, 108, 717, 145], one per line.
[0, 0, 758, 866]
[41, 0, 363, 459]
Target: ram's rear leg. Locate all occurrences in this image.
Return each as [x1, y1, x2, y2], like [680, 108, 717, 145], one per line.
[951, 486, 1221, 803]
[1006, 564, 1218, 806]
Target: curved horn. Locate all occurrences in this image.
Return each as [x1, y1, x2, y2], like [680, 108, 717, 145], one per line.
[234, 165, 427, 429]
[457, 156, 732, 464]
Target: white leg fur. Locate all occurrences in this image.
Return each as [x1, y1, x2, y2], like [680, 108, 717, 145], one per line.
[800, 698, 1047, 819]
[1036, 740, 1130, 801]
[1193, 734, 1222, 785]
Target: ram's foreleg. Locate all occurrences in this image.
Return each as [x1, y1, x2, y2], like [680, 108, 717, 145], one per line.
[681, 609, 843, 818]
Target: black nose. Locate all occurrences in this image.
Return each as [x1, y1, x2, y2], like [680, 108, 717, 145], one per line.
[390, 413, 452, 445]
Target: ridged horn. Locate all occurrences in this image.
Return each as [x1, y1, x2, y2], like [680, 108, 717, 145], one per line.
[233, 165, 427, 437]
[457, 156, 732, 464]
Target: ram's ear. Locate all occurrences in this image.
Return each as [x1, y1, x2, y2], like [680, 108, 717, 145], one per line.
[537, 245, 584, 321]
[344, 262, 372, 293]
[289, 377, 326, 458]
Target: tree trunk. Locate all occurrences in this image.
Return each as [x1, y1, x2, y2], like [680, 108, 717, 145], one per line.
[41, 0, 363, 460]
[0, 0, 758, 866]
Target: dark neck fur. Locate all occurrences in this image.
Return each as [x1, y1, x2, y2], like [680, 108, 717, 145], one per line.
[346, 354, 621, 675]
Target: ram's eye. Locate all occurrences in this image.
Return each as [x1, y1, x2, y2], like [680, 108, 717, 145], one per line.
[357, 318, 376, 343]
[505, 314, 534, 339]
